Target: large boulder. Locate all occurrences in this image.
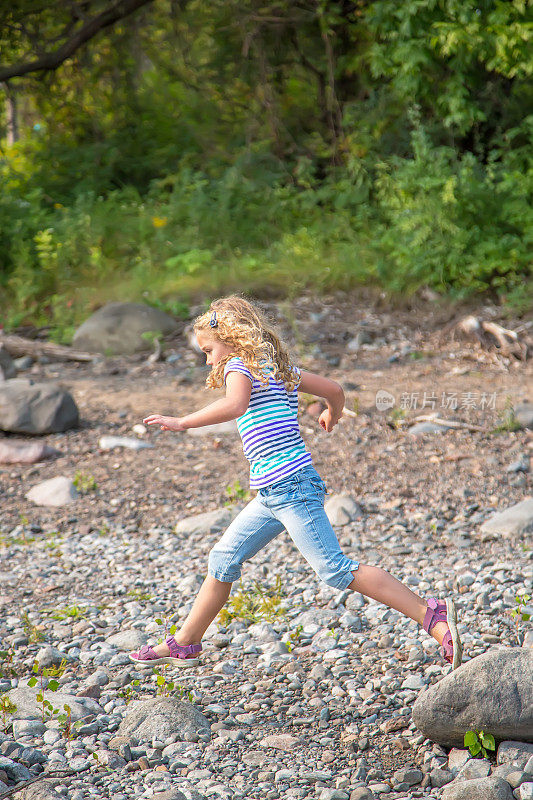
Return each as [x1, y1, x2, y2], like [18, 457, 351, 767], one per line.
[7, 687, 102, 721]
[412, 648, 533, 747]
[72, 302, 178, 355]
[116, 697, 210, 743]
[0, 379, 79, 434]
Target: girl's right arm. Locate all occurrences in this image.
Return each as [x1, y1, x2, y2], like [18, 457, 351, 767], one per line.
[298, 371, 345, 432]
[143, 372, 252, 431]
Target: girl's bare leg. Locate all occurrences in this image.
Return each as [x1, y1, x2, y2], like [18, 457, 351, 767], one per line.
[348, 565, 449, 645]
[150, 575, 232, 657]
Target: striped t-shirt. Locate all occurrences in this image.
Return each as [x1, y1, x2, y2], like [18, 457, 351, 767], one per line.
[223, 356, 312, 489]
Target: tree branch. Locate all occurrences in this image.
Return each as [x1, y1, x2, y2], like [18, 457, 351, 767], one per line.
[0, 0, 156, 82]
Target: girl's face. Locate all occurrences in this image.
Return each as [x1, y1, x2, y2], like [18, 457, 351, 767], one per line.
[196, 331, 233, 367]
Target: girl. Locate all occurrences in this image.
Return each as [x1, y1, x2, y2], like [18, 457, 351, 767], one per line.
[130, 296, 462, 670]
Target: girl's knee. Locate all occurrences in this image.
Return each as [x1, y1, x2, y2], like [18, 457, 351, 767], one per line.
[208, 545, 242, 582]
[317, 561, 359, 591]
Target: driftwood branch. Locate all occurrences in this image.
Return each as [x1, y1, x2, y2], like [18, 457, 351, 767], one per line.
[0, 333, 95, 362]
[448, 315, 530, 360]
[0, 0, 155, 82]
[413, 415, 486, 433]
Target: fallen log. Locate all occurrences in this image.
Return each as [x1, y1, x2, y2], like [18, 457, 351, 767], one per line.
[0, 333, 95, 363]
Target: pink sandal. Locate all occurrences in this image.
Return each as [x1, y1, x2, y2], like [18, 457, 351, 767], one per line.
[423, 598, 463, 670]
[129, 636, 202, 667]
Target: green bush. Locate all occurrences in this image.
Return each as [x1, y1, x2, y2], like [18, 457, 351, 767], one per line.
[0, 127, 531, 338]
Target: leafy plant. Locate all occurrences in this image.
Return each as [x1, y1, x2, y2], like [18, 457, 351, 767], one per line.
[218, 576, 286, 626]
[0, 694, 17, 733]
[73, 471, 98, 493]
[118, 679, 141, 704]
[464, 729, 495, 759]
[389, 407, 408, 430]
[491, 398, 521, 434]
[510, 594, 531, 626]
[21, 612, 46, 643]
[286, 624, 303, 653]
[27, 663, 61, 723]
[152, 667, 176, 697]
[127, 589, 154, 601]
[224, 480, 251, 506]
[50, 605, 87, 621]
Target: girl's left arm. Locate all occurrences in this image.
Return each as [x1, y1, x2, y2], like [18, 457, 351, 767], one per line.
[297, 370, 345, 432]
[143, 372, 252, 431]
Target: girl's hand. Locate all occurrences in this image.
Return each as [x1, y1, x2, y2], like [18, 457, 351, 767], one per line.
[318, 408, 341, 432]
[142, 414, 185, 432]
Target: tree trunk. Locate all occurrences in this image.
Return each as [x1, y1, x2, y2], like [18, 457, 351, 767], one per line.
[3, 82, 19, 144]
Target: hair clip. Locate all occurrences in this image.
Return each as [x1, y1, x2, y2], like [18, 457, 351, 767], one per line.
[209, 311, 218, 328]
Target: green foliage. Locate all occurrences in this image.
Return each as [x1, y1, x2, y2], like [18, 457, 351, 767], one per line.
[285, 624, 303, 653]
[119, 678, 141, 704]
[0, 0, 532, 322]
[72, 471, 98, 493]
[491, 398, 522, 434]
[27, 660, 69, 725]
[218, 576, 286, 626]
[20, 612, 45, 643]
[127, 589, 154, 601]
[510, 594, 532, 625]
[464, 729, 496, 759]
[50, 605, 87, 621]
[224, 480, 251, 507]
[0, 694, 17, 733]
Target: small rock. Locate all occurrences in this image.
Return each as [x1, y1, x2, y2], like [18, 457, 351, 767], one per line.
[498, 742, 533, 770]
[431, 768, 454, 787]
[455, 758, 491, 781]
[514, 403, 533, 430]
[106, 630, 147, 651]
[324, 494, 362, 526]
[174, 508, 236, 536]
[0, 756, 32, 782]
[187, 421, 238, 436]
[448, 750, 473, 773]
[350, 789, 375, 800]
[75, 684, 101, 700]
[26, 476, 78, 507]
[36, 645, 70, 668]
[260, 734, 301, 753]
[12, 720, 46, 738]
[393, 767, 423, 786]
[98, 435, 153, 451]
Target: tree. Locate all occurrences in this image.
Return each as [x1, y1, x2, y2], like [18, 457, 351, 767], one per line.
[0, 0, 156, 82]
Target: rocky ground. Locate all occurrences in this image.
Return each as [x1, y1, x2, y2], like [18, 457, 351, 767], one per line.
[0, 294, 532, 800]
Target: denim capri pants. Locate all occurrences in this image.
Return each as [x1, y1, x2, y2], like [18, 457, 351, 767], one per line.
[208, 465, 359, 590]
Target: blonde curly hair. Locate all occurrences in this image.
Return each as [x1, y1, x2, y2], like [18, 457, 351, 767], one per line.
[193, 296, 298, 392]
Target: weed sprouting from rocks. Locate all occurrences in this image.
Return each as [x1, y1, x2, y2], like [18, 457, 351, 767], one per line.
[0, 693, 17, 733]
[218, 576, 286, 626]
